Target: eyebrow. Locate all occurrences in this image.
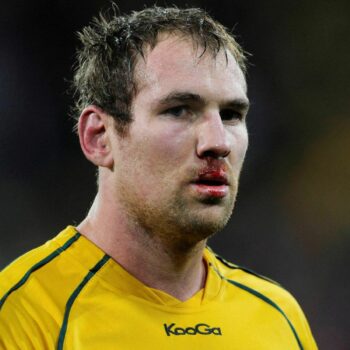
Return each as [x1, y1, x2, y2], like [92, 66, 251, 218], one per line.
[157, 92, 204, 106]
[156, 91, 250, 111]
[224, 98, 250, 112]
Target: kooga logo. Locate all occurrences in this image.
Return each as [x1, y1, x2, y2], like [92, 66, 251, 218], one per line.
[164, 323, 222, 336]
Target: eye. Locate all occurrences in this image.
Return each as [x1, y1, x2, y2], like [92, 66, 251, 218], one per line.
[220, 109, 243, 122]
[162, 105, 188, 118]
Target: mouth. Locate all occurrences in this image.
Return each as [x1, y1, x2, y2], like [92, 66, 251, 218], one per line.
[195, 173, 228, 186]
[191, 170, 229, 199]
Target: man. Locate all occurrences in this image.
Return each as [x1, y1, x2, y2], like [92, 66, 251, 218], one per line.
[0, 6, 317, 349]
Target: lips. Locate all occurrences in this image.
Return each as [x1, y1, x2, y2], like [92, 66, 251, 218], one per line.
[196, 170, 228, 185]
[192, 168, 229, 198]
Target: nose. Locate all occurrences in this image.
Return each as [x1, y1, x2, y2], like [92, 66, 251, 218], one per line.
[196, 112, 231, 159]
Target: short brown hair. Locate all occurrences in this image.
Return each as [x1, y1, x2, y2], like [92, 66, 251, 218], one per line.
[72, 5, 247, 131]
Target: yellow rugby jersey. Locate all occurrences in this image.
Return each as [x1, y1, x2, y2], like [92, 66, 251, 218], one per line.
[0, 226, 317, 349]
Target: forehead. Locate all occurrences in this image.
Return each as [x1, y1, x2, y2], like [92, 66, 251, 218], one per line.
[133, 34, 247, 101]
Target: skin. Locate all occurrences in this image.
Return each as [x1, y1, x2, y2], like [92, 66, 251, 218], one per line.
[77, 34, 249, 301]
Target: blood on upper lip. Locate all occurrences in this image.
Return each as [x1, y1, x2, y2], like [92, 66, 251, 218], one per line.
[195, 168, 228, 185]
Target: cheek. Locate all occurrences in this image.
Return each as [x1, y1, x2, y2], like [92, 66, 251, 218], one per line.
[142, 125, 192, 168]
[126, 128, 191, 199]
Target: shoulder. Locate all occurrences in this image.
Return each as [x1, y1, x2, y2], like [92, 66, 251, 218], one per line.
[0, 226, 85, 348]
[205, 248, 318, 349]
[0, 226, 80, 297]
[207, 247, 297, 307]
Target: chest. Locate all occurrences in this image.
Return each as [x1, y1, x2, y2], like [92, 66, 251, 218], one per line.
[59, 295, 302, 350]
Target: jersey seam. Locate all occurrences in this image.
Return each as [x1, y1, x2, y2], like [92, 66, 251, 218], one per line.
[225, 277, 304, 350]
[57, 254, 110, 350]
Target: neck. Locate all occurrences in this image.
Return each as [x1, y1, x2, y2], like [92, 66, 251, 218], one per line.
[77, 190, 207, 301]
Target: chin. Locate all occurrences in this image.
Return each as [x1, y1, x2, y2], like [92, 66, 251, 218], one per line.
[177, 209, 233, 243]
[177, 196, 235, 237]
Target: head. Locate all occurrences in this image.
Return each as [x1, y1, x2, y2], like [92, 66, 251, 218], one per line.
[72, 5, 247, 134]
[76, 6, 249, 248]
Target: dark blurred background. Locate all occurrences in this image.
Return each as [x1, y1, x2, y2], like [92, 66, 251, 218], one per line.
[1, 0, 349, 348]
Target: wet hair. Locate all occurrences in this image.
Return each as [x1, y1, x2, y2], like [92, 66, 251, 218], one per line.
[72, 5, 247, 133]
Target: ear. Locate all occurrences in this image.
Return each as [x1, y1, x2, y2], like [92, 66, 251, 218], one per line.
[78, 106, 114, 169]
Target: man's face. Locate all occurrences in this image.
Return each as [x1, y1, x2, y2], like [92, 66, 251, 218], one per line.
[108, 35, 249, 245]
